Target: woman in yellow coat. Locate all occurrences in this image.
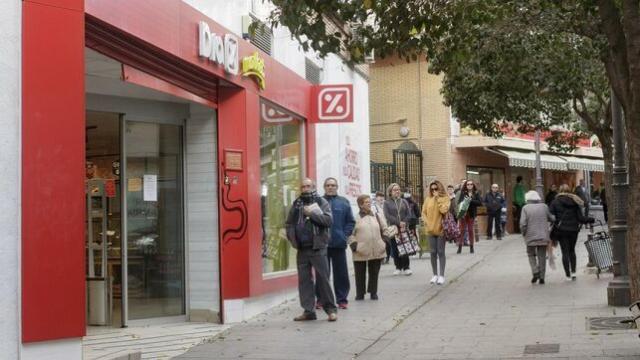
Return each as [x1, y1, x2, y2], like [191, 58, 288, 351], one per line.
[422, 180, 451, 285]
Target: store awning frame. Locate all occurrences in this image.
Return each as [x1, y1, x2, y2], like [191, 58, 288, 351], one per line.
[489, 147, 605, 172]
[490, 148, 568, 170]
[559, 155, 605, 172]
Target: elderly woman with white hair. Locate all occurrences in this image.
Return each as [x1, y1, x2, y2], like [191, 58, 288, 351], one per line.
[520, 190, 555, 284]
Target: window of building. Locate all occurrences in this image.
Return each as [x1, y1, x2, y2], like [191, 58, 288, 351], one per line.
[305, 58, 322, 84]
[260, 99, 305, 274]
[248, 15, 272, 56]
[466, 166, 506, 198]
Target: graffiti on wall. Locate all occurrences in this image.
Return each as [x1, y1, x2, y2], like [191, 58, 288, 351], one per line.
[341, 135, 362, 200]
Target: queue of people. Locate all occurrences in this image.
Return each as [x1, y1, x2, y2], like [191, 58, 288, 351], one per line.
[285, 176, 594, 322]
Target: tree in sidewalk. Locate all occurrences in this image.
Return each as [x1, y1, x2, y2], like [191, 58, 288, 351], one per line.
[268, 0, 640, 296]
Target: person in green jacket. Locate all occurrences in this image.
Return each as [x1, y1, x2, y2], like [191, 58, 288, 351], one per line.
[512, 176, 526, 233]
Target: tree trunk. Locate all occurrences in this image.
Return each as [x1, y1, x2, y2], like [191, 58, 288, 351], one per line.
[626, 126, 640, 301]
[600, 138, 614, 226]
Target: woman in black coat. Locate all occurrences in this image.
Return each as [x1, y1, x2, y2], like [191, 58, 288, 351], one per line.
[549, 184, 590, 281]
[456, 180, 483, 254]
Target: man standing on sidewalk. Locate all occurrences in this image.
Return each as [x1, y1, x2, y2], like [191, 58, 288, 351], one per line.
[317, 177, 355, 310]
[512, 176, 526, 233]
[285, 178, 338, 321]
[483, 184, 504, 240]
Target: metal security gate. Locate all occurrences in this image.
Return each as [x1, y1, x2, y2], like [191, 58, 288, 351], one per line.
[370, 161, 395, 195]
[393, 144, 423, 205]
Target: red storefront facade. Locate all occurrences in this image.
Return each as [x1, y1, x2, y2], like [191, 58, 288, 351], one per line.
[23, 0, 316, 344]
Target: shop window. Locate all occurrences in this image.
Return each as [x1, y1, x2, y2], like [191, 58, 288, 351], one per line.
[466, 166, 506, 198]
[260, 99, 304, 274]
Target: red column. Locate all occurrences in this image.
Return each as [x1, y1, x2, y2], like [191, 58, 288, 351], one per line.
[22, 0, 86, 342]
[217, 88, 251, 300]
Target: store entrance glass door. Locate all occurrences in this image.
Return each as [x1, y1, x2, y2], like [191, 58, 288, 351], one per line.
[124, 121, 185, 320]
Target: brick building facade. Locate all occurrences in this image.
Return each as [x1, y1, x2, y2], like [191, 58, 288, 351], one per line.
[369, 57, 604, 233]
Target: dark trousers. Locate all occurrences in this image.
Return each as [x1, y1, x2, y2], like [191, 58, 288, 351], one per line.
[514, 205, 523, 233]
[316, 247, 350, 304]
[297, 247, 336, 315]
[486, 212, 502, 239]
[390, 239, 410, 270]
[353, 259, 382, 298]
[603, 203, 608, 222]
[557, 231, 579, 277]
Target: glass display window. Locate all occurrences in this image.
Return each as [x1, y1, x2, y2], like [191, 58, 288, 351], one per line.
[259, 99, 305, 274]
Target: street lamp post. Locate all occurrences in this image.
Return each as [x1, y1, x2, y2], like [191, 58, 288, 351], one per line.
[534, 129, 544, 198]
[607, 89, 630, 306]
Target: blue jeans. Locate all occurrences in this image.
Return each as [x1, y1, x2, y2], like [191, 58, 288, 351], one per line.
[316, 247, 350, 304]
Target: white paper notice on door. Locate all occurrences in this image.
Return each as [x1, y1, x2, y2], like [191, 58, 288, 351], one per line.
[143, 174, 157, 201]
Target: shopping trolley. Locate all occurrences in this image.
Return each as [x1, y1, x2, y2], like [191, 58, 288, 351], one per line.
[584, 220, 613, 278]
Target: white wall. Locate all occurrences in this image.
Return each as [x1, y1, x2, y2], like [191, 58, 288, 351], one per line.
[185, 1, 371, 205]
[186, 104, 220, 322]
[316, 54, 371, 205]
[0, 0, 21, 358]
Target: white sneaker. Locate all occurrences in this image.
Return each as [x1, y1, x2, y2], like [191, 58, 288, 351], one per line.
[430, 275, 438, 284]
[436, 276, 445, 285]
[393, 269, 401, 276]
[404, 269, 413, 276]
[565, 277, 572, 282]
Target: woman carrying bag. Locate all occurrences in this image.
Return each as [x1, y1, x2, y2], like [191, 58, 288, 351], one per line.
[349, 194, 396, 300]
[422, 180, 451, 285]
[456, 180, 483, 254]
[549, 184, 592, 281]
[383, 183, 415, 275]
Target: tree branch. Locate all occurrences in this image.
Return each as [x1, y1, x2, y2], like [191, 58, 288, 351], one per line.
[596, 0, 632, 108]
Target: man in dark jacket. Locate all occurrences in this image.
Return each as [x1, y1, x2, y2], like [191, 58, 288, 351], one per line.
[316, 177, 355, 309]
[483, 184, 504, 240]
[285, 178, 337, 321]
[574, 179, 590, 217]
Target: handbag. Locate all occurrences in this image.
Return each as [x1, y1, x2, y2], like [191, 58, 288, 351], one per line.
[550, 210, 567, 243]
[394, 228, 420, 256]
[442, 212, 461, 242]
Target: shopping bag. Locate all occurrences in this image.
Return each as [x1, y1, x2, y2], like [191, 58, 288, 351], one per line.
[442, 212, 461, 242]
[456, 196, 471, 220]
[395, 229, 420, 256]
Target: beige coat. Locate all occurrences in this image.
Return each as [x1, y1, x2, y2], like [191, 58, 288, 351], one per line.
[348, 212, 394, 262]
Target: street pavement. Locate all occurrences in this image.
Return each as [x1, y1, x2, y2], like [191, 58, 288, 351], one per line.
[177, 231, 640, 359]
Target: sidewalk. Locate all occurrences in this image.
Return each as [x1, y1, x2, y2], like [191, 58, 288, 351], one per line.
[176, 237, 507, 359]
[359, 230, 640, 359]
[177, 231, 640, 359]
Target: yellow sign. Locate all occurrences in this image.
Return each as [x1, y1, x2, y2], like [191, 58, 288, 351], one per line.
[242, 52, 266, 90]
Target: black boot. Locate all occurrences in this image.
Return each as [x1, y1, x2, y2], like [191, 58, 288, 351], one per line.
[457, 245, 462, 254]
[531, 273, 539, 284]
[470, 245, 475, 254]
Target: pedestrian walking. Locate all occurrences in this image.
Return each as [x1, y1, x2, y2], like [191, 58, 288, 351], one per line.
[545, 184, 558, 205]
[316, 177, 355, 310]
[600, 183, 608, 223]
[285, 178, 337, 321]
[422, 180, 450, 285]
[520, 190, 555, 285]
[446, 185, 458, 243]
[373, 191, 391, 263]
[349, 194, 395, 301]
[512, 176, 526, 233]
[383, 183, 415, 275]
[483, 184, 504, 240]
[574, 179, 591, 217]
[456, 180, 482, 254]
[549, 184, 592, 281]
